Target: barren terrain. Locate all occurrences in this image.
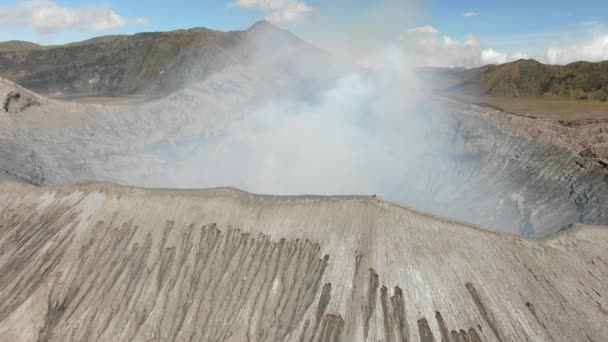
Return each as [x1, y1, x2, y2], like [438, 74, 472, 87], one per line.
[0, 182, 607, 341]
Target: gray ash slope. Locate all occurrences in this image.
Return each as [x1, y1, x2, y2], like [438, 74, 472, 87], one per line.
[1, 73, 607, 236]
[0, 181, 607, 341]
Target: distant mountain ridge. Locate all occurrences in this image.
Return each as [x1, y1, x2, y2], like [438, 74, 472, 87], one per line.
[0, 20, 321, 97]
[0, 40, 45, 52]
[428, 59, 608, 101]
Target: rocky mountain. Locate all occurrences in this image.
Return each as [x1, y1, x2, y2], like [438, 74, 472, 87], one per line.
[428, 59, 608, 101]
[0, 20, 326, 97]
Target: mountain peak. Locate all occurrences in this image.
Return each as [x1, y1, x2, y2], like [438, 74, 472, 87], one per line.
[247, 19, 278, 32]
[245, 19, 304, 45]
[511, 58, 542, 65]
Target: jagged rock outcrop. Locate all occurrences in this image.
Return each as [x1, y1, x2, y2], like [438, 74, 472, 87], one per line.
[0, 182, 606, 341]
[479, 107, 608, 161]
[3, 91, 40, 113]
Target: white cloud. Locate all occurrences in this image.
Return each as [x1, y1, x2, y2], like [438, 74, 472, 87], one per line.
[482, 49, 529, 65]
[228, 0, 312, 23]
[545, 33, 608, 64]
[442, 36, 458, 47]
[0, 0, 146, 33]
[407, 25, 438, 34]
[400, 29, 528, 68]
[403, 23, 608, 67]
[463, 12, 480, 18]
[132, 17, 149, 25]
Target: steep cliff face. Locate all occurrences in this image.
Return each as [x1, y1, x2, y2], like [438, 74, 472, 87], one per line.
[0, 182, 606, 341]
[480, 108, 608, 161]
[406, 101, 608, 235]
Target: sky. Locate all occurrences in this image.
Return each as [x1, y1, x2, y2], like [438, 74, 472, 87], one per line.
[0, 0, 607, 67]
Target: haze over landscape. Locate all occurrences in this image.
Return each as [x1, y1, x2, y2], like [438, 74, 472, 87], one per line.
[1, 1, 608, 341]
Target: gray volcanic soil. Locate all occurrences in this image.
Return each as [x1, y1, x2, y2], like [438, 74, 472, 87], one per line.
[0, 182, 607, 341]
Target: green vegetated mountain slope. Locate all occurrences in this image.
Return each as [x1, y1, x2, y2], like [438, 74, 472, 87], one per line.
[433, 59, 608, 101]
[0, 20, 319, 97]
[0, 28, 235, 96]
